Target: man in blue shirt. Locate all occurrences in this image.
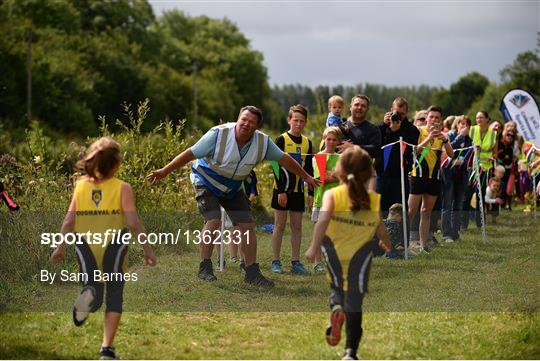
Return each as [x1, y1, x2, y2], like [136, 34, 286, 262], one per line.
[147, 106, 319, 287]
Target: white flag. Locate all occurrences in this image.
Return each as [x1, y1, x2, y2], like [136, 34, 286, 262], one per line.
[500, 89, 540, 148]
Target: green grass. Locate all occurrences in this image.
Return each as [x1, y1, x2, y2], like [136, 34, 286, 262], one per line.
[0, 211, 539, 359]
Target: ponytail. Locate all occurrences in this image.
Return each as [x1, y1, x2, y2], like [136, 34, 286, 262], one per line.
[337, 146, 373, 211]
[346, 174, 370, 211]
[76, 137, 122, 180]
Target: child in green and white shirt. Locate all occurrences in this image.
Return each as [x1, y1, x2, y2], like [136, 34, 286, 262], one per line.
[311, 127, 341, 272]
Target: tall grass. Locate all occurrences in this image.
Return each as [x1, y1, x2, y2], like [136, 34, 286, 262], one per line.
[1, 99, 241, 296]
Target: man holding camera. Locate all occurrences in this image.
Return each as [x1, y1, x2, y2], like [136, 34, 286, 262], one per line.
[376, 97, 420, 213]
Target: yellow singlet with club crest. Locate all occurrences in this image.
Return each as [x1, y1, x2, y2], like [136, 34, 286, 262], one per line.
[73, 177, 127, 272]
[324, 184, 381, 291]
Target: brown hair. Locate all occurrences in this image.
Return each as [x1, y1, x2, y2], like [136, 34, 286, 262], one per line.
[239, 105, 263, 126]
[458, 115, 472, 127]
[288, 104, 309, 119]
[427, 105, 443, 115]
[322, 126, 342, 140]
[389, 203, 403, 215]
[413, 110, 428, 121]
[77, 137, 122, 180]
[351, 94, 371, 107]
[328, 95, 344, 108]
[444, 116, 456, 130]
[392, 96, 408, 111]
[478, 111, 490, 119]
[336, 145, 373, 211]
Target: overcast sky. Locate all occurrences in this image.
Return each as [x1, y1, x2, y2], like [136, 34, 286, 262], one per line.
[150, 1, 539, 88]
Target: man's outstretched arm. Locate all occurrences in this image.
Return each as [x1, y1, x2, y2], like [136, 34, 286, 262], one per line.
[278, 153, 320, 189]
[147, 149, 196, 184]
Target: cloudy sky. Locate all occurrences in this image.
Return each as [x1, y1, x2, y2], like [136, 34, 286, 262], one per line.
[150, 1, 539, 88]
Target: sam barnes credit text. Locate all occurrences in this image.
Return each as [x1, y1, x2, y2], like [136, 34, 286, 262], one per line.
[40, 269, 138, 284]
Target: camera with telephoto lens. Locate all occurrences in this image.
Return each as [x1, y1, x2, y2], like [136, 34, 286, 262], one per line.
[391, 111, 401, 123]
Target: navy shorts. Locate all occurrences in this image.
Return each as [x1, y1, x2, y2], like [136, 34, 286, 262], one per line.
[194, 185, 253, 224]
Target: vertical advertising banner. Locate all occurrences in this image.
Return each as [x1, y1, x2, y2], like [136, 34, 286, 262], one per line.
[500, 89, 540, 148]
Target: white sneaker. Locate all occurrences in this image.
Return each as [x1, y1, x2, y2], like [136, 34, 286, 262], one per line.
[73, 286, 95, 327]
[444, 237, 455, 243]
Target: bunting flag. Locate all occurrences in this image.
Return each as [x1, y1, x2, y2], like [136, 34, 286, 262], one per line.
[314, 153, 327, 186]
[450, 149, 463, 169]
[413, 146, 431, 172]
[269, 160, 280, 181]
[468, 169, 477, 181]
[526, 146, 536, 164]
[440, 151, 448, 169]
[412, 146, 420, 171]
[290, 152, 302, 165]
[468, 169, 478, 186]
[383, 146, 392, 171]
[467, 147, 475, 167]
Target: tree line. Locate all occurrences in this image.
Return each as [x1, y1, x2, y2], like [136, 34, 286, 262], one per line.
[271, 38, 540, 127]
[0, 0, 270, 135]
[1, 0, 538, 137]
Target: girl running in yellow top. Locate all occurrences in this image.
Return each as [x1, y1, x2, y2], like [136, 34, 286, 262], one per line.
[305, 145, 391, 360]
[51, 137, 156, 360]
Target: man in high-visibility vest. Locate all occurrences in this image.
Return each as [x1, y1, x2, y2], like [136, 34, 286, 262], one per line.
[468, 111, 498, 228]
[147, 106, 320, 287]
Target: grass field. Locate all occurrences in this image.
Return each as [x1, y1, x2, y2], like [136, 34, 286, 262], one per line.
[1, 210, 539, 359]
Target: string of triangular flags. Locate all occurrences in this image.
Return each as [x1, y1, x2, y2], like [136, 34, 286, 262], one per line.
[268, 142, 475, 181]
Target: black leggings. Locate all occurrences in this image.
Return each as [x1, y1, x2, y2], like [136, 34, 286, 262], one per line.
[75, 240, 127, 313]
[345, 311, 363, 351]
[323, 237, 376, 353]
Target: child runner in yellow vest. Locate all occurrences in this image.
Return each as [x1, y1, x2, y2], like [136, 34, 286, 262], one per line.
[51, 137, 156, 360]
[311, 126, 341, 272]
[305, 146, 392, 360]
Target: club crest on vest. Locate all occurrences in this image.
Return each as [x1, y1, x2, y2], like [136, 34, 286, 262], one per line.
[91, 189, 102, 208]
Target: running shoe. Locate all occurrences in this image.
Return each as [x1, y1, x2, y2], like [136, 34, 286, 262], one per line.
[291, 260, 310, 275]
[99, 346, 118, 360]
[342, 348, 358, 360]
[73, 285, 95, 327]
[385, 249, 399, 259]
[325, 304, 345, 346]
[313, 262, 326, 273]
[198, 259, 217, 281]
[271, 260, 283, 274]
[244, 263, 275, 288]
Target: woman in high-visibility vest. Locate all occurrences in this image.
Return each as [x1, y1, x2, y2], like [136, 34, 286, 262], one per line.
[467, 111, 498, 228]
[470, 111, 498, 172]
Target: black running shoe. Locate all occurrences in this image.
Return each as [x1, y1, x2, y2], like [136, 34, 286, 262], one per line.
[244, 263, 274, 288]
[197, 259, 217, 281]
[73, 285, 95, 327]
[342, 348, 358, 360]
[99, 346, 118, 360]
